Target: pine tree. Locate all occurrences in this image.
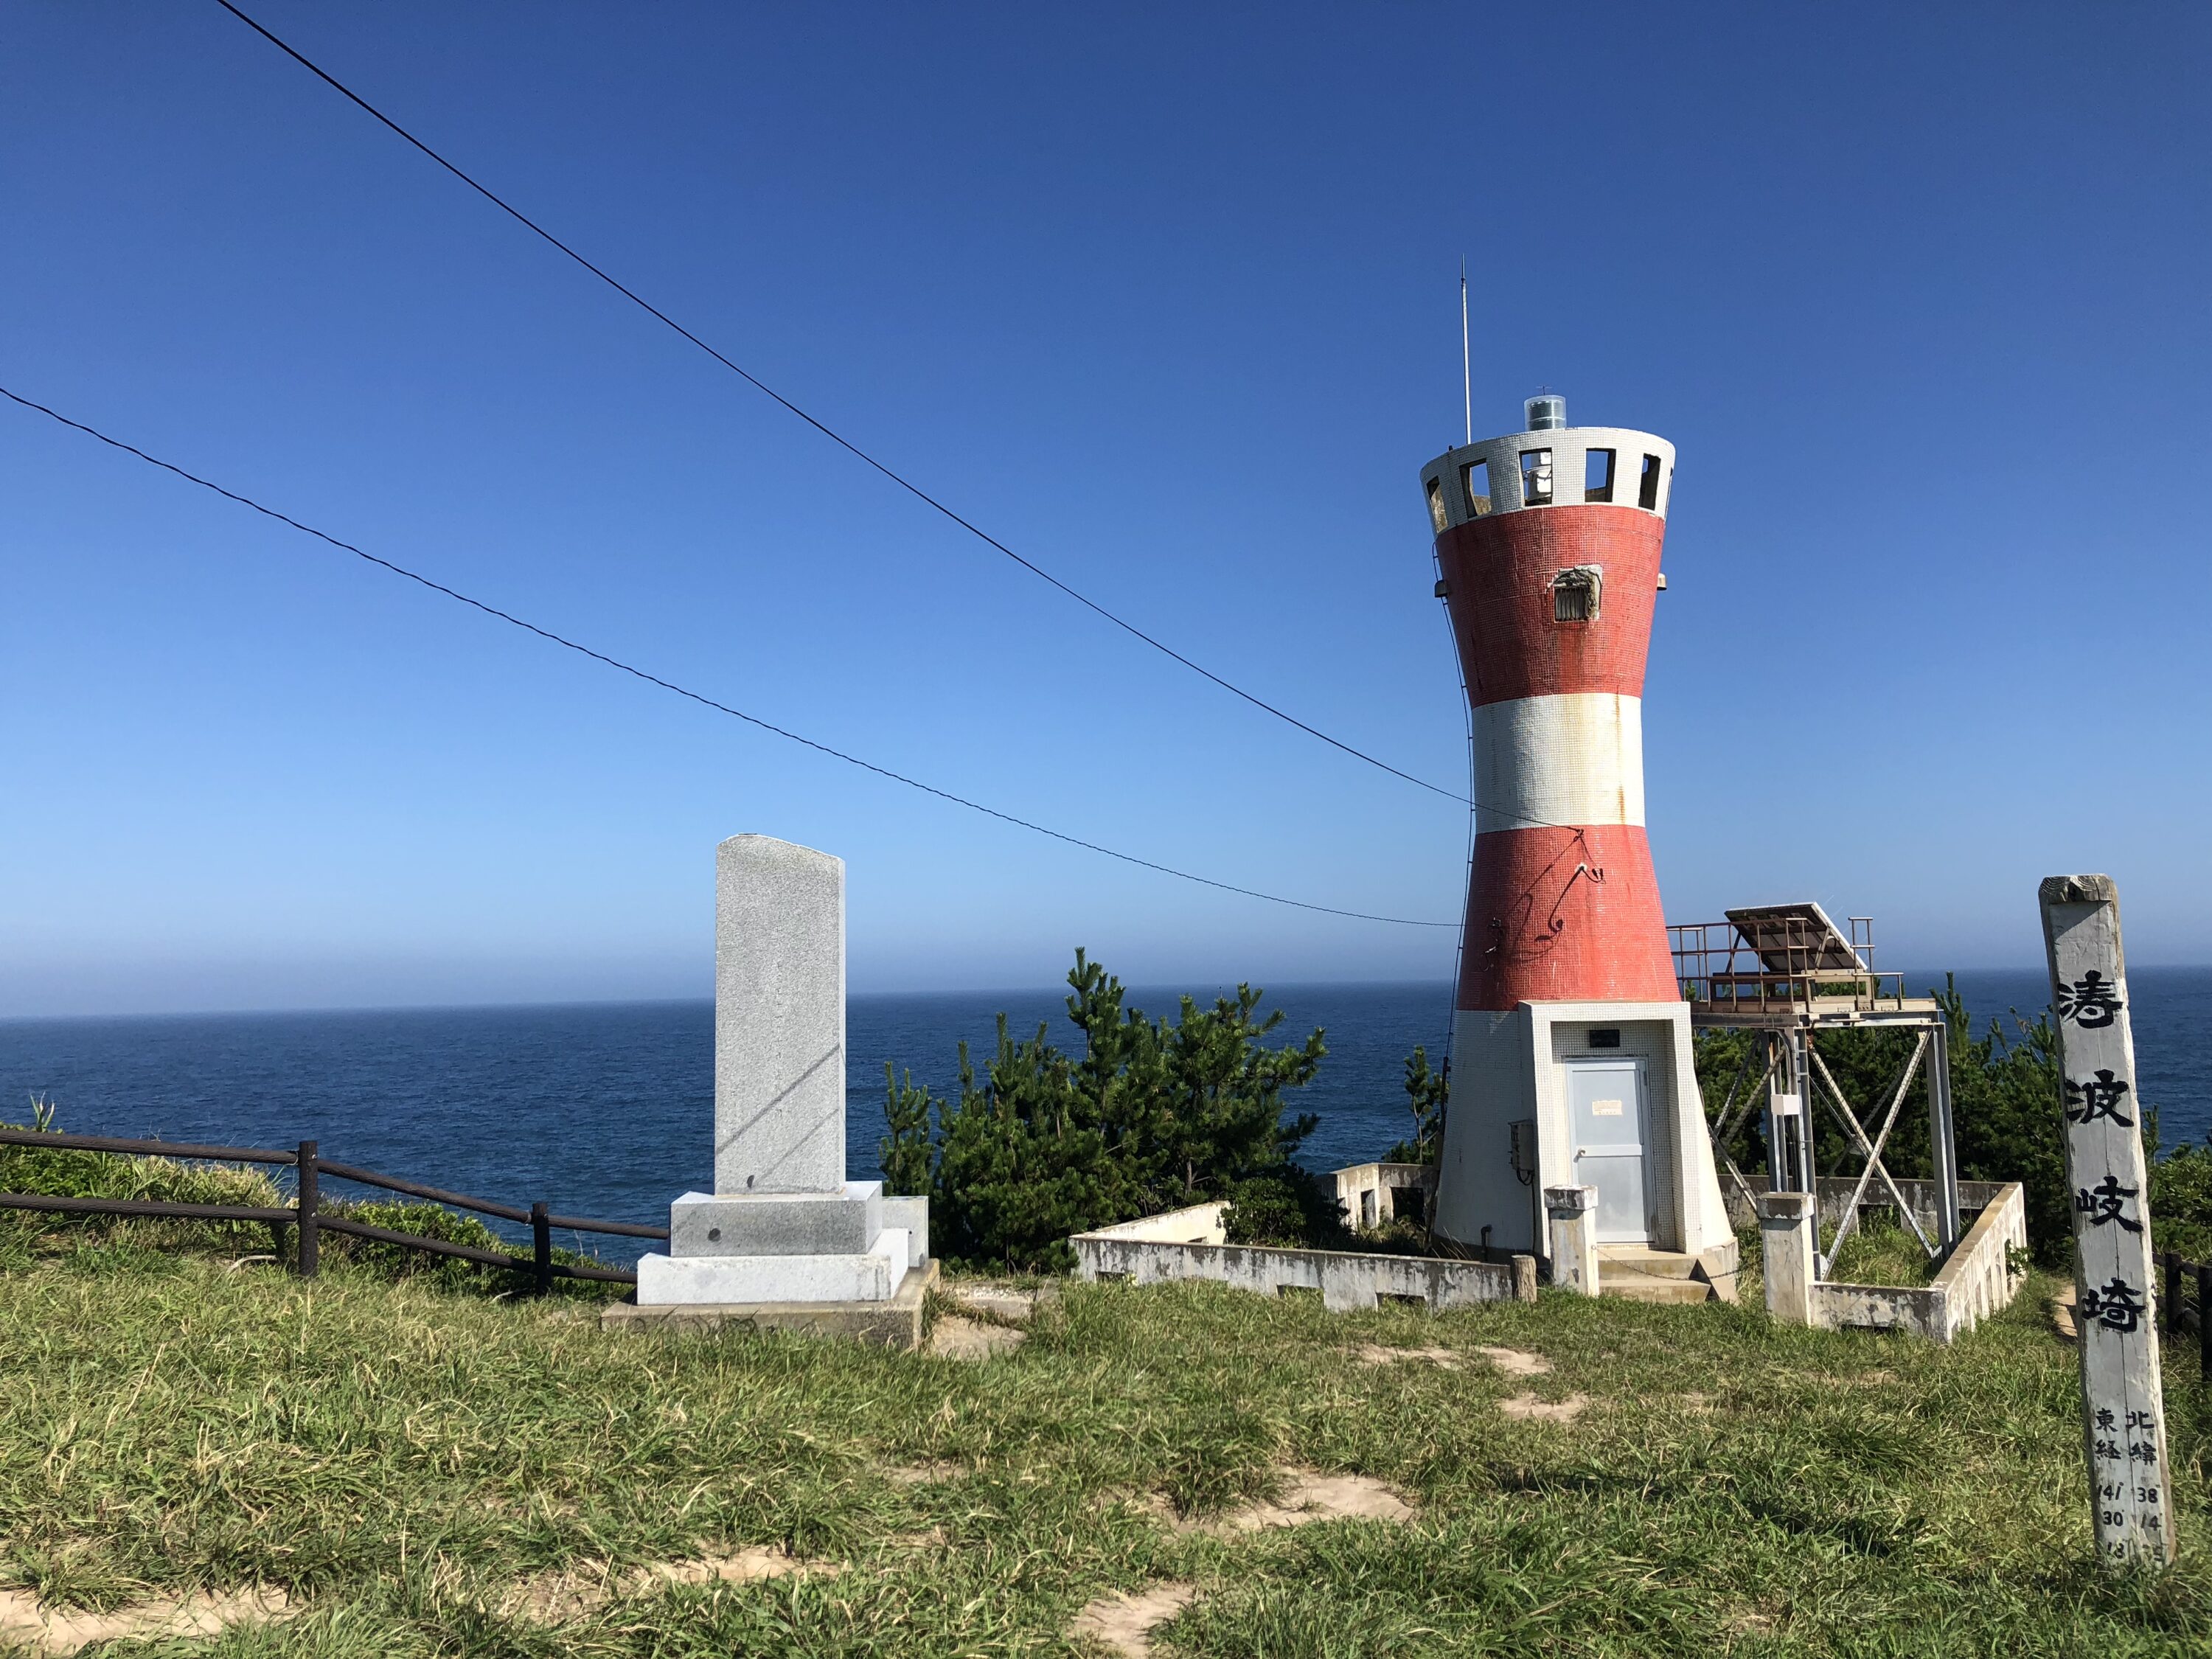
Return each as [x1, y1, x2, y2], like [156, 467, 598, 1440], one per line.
[882, 949, 1331, 1270]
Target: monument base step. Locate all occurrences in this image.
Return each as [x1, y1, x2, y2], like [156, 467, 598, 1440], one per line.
[634, 1227, 911, 1305]
[602, 1260, 939, 1350]
[670, 1183, 883, 1258]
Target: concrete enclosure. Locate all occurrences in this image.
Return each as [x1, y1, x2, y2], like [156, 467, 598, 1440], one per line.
[1761, 1182, 2028, 1342]
[1330, 1162, 1438, 1230]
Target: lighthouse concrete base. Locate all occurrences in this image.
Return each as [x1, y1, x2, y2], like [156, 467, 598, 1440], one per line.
[1432, 1001, 1733, 1272]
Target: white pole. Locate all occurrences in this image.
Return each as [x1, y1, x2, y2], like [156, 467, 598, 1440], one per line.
[1460, 260, 1472, 446]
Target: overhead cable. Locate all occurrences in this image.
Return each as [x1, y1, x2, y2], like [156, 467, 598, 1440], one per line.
[2, 384, 1457, 929]
[207, 0, 1472, 807]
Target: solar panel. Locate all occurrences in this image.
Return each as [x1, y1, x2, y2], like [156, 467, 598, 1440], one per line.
[1722, 902, 1865, 976]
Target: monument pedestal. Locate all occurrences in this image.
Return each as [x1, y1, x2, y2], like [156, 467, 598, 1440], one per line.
[605, 1259, 939, 1347]
[638, 1180, 914, 1304]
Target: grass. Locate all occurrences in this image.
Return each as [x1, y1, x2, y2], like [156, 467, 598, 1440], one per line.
[1823, 1216, 1944, 1288]
[1, 1234, 2210, 1657]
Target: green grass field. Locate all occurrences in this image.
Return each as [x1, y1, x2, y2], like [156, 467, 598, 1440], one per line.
[2, 1230, 2210, 1657]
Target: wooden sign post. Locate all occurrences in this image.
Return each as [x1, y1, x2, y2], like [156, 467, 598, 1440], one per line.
[2039, 874, 2174, 1568]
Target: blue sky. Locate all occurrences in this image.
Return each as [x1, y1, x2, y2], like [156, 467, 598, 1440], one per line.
[4, 1, 2207, 1016]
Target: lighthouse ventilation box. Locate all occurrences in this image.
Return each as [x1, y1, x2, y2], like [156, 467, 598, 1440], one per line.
[1419, 396, 1736, 1295]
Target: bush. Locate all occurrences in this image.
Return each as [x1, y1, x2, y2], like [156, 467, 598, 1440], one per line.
[882, 950, 1332, 1270]
[2149, 1134, 2212, 1264]
[1220, 1164, 1349, 1248]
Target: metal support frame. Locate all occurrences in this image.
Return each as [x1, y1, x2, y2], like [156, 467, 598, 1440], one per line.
[1810, 1032, 1935, 1265]
[1703, 1012, 1963, 1280]
[1761, 1029, 1817, 1202]
[1707, 1040, 1775, 1216]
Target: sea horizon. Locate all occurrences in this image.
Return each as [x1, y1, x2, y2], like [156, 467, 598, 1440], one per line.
[13, 961, 2191, 1027]
[7, 970, 2209, 1265]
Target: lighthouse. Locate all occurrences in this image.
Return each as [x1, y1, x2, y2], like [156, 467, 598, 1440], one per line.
[1419, 396, 1735, 1293]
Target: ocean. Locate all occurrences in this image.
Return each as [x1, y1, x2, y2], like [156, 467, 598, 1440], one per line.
[4, 970, 2208, 1265]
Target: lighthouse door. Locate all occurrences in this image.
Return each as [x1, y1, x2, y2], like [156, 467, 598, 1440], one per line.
[1567, 1058, 1653, 1243]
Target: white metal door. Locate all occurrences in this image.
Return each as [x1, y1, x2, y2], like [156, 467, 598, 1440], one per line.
[1568, 1058, 1653, 1243]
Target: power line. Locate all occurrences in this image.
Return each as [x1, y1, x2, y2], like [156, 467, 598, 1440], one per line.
[207, 0, 1471, 808]
[3, 383, 1458, 930]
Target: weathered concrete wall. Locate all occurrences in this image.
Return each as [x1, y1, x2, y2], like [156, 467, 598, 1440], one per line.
[1545, 1185, 1600, 1295]
[1330, 1162, 1437, 1231]
[1924, 1179, 2028, 1332]
[1071, 1205, 1526, 1312]
[1725, 1176, 2012, 1237]
[1082, 1203, 1228, 1245]
[1759, 1191, 1818, 1326]
[1433, 1008, 1543, 1253]
[1804, 1182, 2028, 1342]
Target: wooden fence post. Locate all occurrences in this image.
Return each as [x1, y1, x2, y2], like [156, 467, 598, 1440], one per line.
[296, 1140, 320, 1280]
[2039, 874, 2174, 1568]
[532, 1201, 552, 1297]
[2199, 1264, 2212, 1380]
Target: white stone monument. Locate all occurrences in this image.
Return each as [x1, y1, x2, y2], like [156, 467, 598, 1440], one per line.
[630, 835, 930, 1327]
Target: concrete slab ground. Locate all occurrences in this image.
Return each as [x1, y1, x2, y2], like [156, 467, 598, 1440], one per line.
[601, 1259, 939, 1349]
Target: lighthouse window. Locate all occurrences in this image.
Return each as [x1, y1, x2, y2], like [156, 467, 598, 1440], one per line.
[1519, 448, 1554, 506]
[1584, 448, 1615, 503]
[1638, 453, 1663, 510]
[1426, 476, 1449, 533]
[1460, 460, 1492, 517]
[1552, 566, 1601, 623]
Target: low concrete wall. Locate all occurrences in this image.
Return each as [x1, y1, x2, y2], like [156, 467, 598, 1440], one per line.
[1723, 1175, 2012, 1235]
[1071, 1203, 1525, 1312]
[1807, 1182, 2027, 1341]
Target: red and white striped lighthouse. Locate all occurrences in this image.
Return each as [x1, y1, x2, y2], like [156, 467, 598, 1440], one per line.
[1427, 394, 1677, 1012]
[1417, 397, 1733, 1281]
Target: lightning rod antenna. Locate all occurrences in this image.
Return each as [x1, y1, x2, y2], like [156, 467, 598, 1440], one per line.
[1459, 260, 1472, 446]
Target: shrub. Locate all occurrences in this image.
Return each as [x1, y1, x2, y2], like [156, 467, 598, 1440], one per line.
[883, 950, 1332, 1270]
[2148, 1133, 2212, 1264]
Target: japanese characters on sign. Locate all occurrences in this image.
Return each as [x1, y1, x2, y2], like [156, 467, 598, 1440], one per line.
[2039, 876, 2174, 1568]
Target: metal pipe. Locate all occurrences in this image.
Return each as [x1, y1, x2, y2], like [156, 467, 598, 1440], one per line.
[1927, 1019, 1961, 1248]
